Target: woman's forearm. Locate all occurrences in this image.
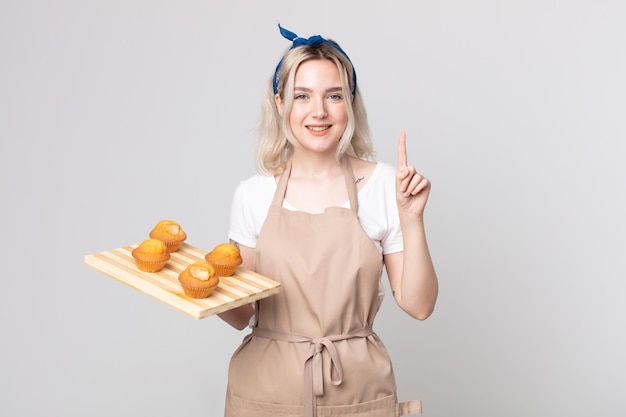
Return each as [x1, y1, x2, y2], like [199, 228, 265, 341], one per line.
[395, 214, 438, 320]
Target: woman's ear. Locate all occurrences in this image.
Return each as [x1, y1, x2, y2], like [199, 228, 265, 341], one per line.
[274, 94, 284, 117]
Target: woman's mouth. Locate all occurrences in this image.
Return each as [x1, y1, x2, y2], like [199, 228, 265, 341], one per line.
[307, 125, 331, 133]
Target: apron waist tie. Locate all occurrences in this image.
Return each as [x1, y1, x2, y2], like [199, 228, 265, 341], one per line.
[251, 326, 374, 417]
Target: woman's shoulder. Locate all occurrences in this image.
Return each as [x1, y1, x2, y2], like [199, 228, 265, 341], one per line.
[232, 174, 276, 213]
[237, 172, 277, 189]
[365, 160, 396, 187]
[350, 157, 395, 183]
[232, 173, 277, 205]
[372, 160, 396, 177]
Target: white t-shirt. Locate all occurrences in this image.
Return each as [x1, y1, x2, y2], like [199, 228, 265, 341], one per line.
[229, 161, 402, 252]
[228, 161, 403, 303]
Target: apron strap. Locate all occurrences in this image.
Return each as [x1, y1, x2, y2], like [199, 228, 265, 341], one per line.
[251, 326, 374, 417]
[271, 158, 293, 207]
[272, 156, 359, 213]
[341, 155, 359, 214]
[397, 399, 423, 415]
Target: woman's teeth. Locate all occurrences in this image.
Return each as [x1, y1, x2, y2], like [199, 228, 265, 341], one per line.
[308, 126, 329, 132]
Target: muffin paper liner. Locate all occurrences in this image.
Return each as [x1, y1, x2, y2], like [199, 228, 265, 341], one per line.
[132, 258, 168, 272]
[179, 284, 217, 299]
[207, 263, 240, 277]
[163, 240, 184, 253]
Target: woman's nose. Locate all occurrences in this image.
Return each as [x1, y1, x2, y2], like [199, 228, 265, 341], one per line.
[311, 98, 327, 118]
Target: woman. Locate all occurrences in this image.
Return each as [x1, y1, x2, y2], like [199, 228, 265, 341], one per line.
[219, 24, 438, 417]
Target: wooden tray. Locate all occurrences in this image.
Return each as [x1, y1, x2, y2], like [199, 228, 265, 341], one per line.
[84, 242, 280, 319]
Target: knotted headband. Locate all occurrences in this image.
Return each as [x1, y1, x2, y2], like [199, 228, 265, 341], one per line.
[272, 24, 357, 95]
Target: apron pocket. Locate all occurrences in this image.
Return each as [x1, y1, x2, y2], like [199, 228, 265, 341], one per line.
[226, 392, 303, 417]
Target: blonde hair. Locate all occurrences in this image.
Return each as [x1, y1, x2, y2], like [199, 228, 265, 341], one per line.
[255, 41, 375, 175]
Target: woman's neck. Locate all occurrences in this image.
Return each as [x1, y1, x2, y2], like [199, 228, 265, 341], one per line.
[290, 151, 344, 181]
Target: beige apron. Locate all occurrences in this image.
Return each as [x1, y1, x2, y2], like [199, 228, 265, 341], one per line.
[225, 157, 422, 417]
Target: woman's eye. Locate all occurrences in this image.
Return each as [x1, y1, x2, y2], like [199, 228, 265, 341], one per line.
[294, 94, 308, 100]
[329, 94, 343, 100]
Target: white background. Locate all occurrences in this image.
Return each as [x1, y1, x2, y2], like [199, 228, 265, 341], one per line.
[1, 1, 625, 416]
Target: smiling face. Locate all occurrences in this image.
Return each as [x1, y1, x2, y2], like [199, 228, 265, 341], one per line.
[276, 59, 348, 156]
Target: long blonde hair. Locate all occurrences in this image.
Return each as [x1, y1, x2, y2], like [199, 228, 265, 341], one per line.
[255, 41, 375, 175]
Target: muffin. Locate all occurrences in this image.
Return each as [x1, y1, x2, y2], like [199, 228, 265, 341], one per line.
[149, 220, 187, 252]
[204, 243, 243, 276]
[131, 238, 170, 272]
[178, 261, 219, 298]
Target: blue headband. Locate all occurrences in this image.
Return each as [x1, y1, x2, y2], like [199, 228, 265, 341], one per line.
[272, 24, 357, 96]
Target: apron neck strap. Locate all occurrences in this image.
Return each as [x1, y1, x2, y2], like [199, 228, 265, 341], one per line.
[272, 156, 359, 214]
[272, 158, 293, 207]
[341, 156, 359, 213]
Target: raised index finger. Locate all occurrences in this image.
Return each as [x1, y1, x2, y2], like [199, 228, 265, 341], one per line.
[397, 131, 408, 169]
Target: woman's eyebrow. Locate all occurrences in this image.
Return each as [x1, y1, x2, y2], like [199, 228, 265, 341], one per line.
[293, 86, 343, 92]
